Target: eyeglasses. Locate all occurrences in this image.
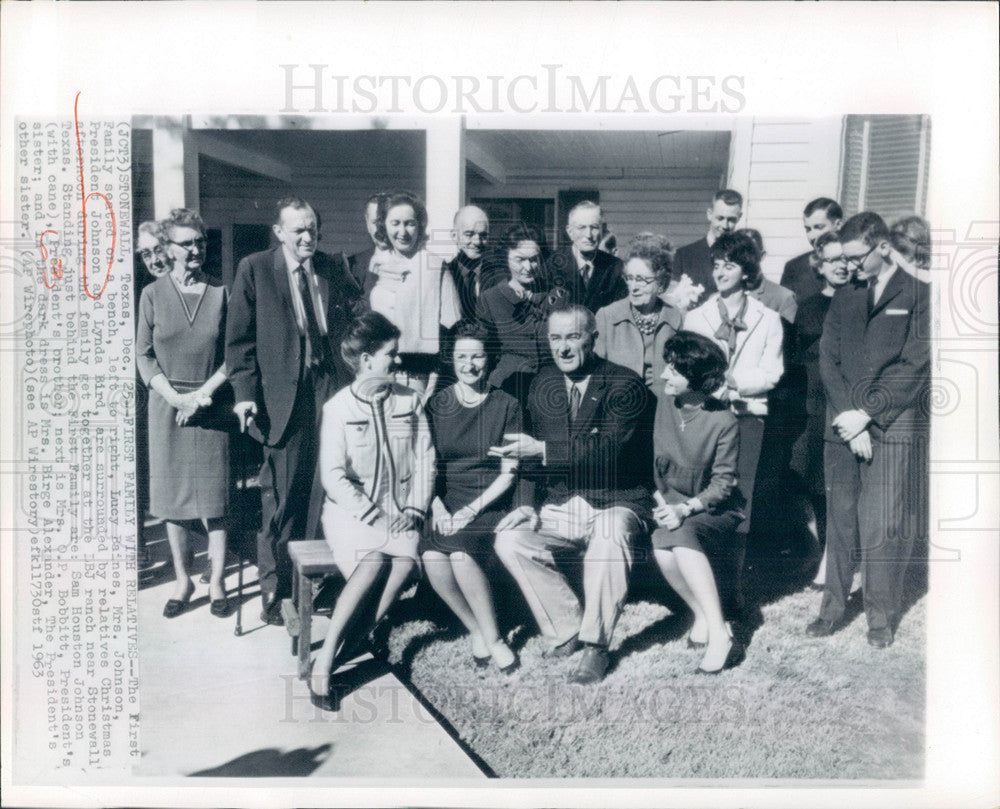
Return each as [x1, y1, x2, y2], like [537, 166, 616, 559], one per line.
[822, 256, 850, 266]
[138, 247, 168, 262]
[841, 244, 877, 271]
[624, 275, 658, 287]
[170, 237, 207, 252]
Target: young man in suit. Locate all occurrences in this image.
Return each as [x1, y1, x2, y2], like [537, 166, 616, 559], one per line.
[227, 197, 359, 625]
[806, 212, 930, 648]
[491, 305, 652, 684]
[544, 201, 626, 313]
[780, 197, 844, 304]
[673, 189, 744, 306]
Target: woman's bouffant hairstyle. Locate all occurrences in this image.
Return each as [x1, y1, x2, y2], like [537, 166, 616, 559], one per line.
[623, 232, 674, 288]
[662, 331, 729, 395]
[890, 215, 931, 270]
[340, 311, 402, 374]
[161, 208, 206, 237]
[374, 190, 428, 250]
[498, 221, 549, 257]
[449, 318, 497, 372]
[709, 231, 762, 289]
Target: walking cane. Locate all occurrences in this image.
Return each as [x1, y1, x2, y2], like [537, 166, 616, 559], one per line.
[234, 414, 253, 638]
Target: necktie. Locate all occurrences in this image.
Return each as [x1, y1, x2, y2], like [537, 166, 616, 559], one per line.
[581, 261, 593, 286]
[295, 264, 326, 370]
[867, 277, 877, 314]
[569, 384, 582, 421]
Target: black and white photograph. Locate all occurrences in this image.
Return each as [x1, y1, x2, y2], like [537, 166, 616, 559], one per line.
[1, 2, 997, 807]
[130, 115, 932, 780]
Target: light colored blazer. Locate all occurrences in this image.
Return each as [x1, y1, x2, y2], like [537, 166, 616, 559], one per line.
[594, 298, 683, 388]
[320, 382, 435, 525]
[685, 293, 784, 415]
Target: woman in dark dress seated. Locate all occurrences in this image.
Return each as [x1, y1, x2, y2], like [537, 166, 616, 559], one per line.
[651, 331, 747, 674]
[475, 223, 557, 408]
[421, 320, 521, 673]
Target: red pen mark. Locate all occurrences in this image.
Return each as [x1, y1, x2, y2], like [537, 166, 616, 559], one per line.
[36, 92, 117, 299]
[39, 230, 63, 290]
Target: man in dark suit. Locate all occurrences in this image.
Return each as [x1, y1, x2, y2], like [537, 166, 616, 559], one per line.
[227, 197, 358, 625]
[544, 201, 626, 313]
[806, 212, 929, 648]
[491, 305, 652, 684]
[346, 192, 386, 293]
[780, 197, 843, 304]
[443, 205, 494, 320]
[673, 188, 743, 305]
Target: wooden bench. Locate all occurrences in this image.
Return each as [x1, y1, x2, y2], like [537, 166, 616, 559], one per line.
[286, 540, 342, 679]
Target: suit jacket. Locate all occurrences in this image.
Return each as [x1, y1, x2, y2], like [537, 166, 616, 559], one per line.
[226, 248, 358, 447]
[819, 267, 930, 442]
[347, 246, 375, 293]
[445, 252, 508, 321]
[672, 237, 715, 306]
[543, 246, 626, 313]
[685, 294, 785, 414]
[780, 251, 824, 304]
[749, 278, 797, 324]
[519, 358, 652, 518]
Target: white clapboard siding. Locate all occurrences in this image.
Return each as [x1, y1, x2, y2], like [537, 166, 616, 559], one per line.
[738, 118, 844, 281]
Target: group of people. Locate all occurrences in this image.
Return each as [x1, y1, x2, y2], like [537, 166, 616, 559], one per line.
[135, 185, 930, 709]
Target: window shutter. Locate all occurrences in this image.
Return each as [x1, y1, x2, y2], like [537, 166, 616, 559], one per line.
[839, 115, 931, 221]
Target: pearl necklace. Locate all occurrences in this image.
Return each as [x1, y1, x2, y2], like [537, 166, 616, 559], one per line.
[630, 304, 660, 336]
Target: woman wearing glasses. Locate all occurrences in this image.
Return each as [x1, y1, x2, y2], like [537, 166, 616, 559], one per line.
[594, 232, 683, 392]
[137, 208, 231, 619]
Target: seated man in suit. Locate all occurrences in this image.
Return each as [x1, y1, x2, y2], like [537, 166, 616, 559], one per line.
[673, 189, 743, 306]
[444, 205, 495, 320]
[780, 197, 843, 303]
[227, 196, 359, 625]
[491, 305, 652, 684]
[544, 201, 626, 313]
[346, 192, 388, 292]
[806, 212, 929, 649]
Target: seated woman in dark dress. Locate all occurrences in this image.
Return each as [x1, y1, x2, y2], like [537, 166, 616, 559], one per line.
[475, 223, 556, 407]
[421, 320, 521, 673]
[652, 331, 747, 674]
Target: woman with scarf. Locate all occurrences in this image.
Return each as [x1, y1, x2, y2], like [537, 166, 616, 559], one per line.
[684, 231, 784, 539]
[365, 191, 462, 401]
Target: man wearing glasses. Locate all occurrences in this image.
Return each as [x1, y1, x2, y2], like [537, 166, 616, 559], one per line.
[226, 197, 359, 626]
[806, 211, 930, 649]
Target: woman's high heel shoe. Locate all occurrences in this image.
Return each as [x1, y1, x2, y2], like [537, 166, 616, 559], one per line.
[163, 580, 195, 619]
[471, 633, 491, 669]
[695, 626, 746, 675]
[306, 661, 341, 712]
[490, 639, 519, 675]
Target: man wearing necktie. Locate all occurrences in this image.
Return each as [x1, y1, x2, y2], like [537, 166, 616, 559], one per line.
[807, 211, 930, 649]
[227, 197, 359, 625]
[444, 205, 496, 320]
[543, 201, 626, 313]
[490, 305, 653, 684]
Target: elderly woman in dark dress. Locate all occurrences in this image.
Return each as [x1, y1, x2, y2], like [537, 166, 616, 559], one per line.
[652, 331, 747, 674]
[475, 223, 556, 407]
[137, 209, 230, 618]
[421, 320, 521, 673]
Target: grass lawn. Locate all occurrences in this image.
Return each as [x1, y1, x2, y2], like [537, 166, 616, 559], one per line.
[381, 555, 926, 779]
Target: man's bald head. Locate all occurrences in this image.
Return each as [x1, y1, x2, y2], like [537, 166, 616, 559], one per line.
[452, 205, 490, 262]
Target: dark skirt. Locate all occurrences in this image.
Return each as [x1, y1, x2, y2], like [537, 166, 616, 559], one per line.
[419, 508, 504, 558]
